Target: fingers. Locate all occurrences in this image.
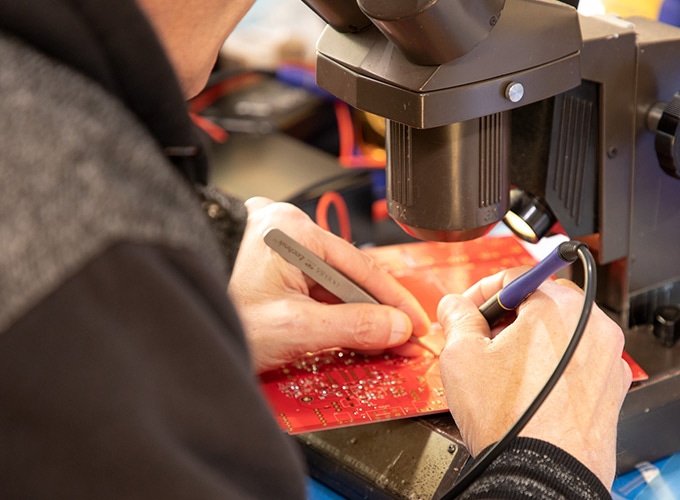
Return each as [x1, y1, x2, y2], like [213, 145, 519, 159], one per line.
[310, 237, 430, 338]
[250, 300, 416, 372]
[246, 198, 317, 233]
[434, 263, 633, 483]
[462, 264, 586, 310]
[462, 266, 531, 307]
[246, 200, 430, 338]
[437, 293, 490, 344]
[436, 266, 531, 348]
[437, 264, 593, 351]
[437, 266, 539, 346]
[299, 302, 413, 353]
[244, 196, 275, 213]
[554, 277, 584, 293]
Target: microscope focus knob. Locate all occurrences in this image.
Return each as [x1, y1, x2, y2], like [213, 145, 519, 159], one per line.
[651, 92, 680, 179]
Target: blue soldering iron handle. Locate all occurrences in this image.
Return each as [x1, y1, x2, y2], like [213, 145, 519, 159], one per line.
[479, 241, 586, 328]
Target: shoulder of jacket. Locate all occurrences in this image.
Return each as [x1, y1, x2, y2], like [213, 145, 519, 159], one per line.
[0, 34, 229, 332]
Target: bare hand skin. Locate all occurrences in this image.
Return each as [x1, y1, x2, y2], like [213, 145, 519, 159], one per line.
[229, 197, 430, 373]
[437, 268, 632, 488]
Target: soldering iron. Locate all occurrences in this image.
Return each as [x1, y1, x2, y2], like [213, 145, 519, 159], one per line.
[479, 240, 588, 328]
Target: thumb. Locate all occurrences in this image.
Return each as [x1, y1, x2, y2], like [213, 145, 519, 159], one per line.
[437, 294, 491, 343]
[301, 302, 413, 353]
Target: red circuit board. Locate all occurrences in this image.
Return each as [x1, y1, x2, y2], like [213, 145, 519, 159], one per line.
[259, 236, 537, 434]
[367, 236, 537, 321]
[259, 236, 649, 434]
[259, 348, 446, 434]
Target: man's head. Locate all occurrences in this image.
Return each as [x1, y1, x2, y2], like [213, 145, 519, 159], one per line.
[136, 0, 255, 98]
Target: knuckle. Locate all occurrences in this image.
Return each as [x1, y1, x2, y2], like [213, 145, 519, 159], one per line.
[348, 309, 382, 349]
[272, 201, 300, 218]
[251, 201, 310, 227]
[589, 307, 626, 352]
[554, 278, 584, 293]
[363, 252, 381, 270]
[355, 251, 383, 282]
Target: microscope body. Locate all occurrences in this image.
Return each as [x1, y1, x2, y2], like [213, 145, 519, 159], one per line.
[314, 0, 581, 241]
[510, 16, 680, 471]
[298, 0, 680, 494]
[312, 0, 680, 327]
[513, 14, 680, 330]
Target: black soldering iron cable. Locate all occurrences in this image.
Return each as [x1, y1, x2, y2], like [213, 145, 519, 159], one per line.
[440, 243, 596, 499]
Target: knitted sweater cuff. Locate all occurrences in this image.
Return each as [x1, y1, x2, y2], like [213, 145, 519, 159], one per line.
[458, 437, 611, 499]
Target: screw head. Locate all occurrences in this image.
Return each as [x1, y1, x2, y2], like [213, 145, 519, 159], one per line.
[505, 82, 525, 103]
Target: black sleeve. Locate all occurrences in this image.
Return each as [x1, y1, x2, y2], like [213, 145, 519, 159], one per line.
[0, 242, 307, 499]
[458, 437, 612, 499]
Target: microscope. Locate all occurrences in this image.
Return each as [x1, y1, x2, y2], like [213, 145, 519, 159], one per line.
[296, 1, 680, 498]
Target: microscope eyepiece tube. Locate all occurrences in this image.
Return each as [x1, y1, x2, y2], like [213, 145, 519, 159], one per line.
[300, 0, 372, 33]
[386, 113, 510, 242]
[357, 0, 506, 66]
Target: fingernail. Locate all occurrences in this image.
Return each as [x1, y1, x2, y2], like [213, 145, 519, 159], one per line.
[388, 311, 410, 345]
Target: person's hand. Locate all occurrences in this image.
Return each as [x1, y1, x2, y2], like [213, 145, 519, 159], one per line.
[437, 268, 632, 487]
[228, 197, 430, 373]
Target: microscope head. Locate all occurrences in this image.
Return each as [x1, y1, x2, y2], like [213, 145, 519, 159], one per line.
[302, 0, 582, 241]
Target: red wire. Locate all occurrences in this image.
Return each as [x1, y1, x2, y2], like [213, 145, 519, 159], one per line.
[334, 101, 355, 163]
[190, 112, 229, 143]
[192, 70, 386, 168]
[189, 72, 263, 114]
[316, 191, 352, 242]
[333, 101, 386, 169]
[188, 72, 265, 143]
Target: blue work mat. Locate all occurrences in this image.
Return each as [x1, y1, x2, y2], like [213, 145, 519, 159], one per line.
[612, 453, 680, 499]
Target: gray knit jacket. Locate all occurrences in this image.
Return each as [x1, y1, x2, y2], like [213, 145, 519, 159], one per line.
[0, 31, 307, 499]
